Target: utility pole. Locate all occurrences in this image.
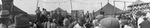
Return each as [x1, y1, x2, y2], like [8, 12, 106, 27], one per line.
[59, 3, 60, 5]
[101, 2, 102, 8]
[108, 0, 109, 3]
[124, 2, 126, 10]
[36, 0, 39, 9]
[70, 0, 73, 10]
[113, 1, 115, 17]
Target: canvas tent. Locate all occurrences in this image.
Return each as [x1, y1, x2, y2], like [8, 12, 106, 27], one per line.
[54, 7, 66, 12]
[128, 0, 144, 7]
[1, 0, 27, 15]
[94, 3, 127, 16]
[0, 0, 27, 26]
[12, 5, 28, 15]
[131, 0, 144, 6]
[54, 7, 69, 17]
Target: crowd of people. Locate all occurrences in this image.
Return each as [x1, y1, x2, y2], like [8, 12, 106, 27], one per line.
[33, 7, 126, 28]
[35, 7, 96, 28]
[33, 6, 150, 28]
[0, 5, 149, 28]
[0, 0, 150, 28]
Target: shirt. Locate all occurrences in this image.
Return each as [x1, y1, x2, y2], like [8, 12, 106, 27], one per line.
[93, 19, 99, 26]
[41, 11, 47, 15]
[73, 24, 85, 28]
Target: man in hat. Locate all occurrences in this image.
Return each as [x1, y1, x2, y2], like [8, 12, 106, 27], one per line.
[35, 7, 41, 23]
[41, 8, 49, 28]
[35, 7, 43, 28]
[73, 18, 85, 28]
[40, 8, 48, 23]
[9, 14, 32, 28]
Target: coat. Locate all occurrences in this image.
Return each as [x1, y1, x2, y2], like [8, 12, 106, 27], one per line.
[140, 20, 150, 28]
[9, 14, 32, 28]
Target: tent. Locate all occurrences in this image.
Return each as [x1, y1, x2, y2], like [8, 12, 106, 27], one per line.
[128, 0, 144, 8]
[0, 5, 27, 16]
[53, 7, 70, 18]
[12, 5, 28, 15]
[0, 0, 27, 25]
[94, 9, 103, 16]
[54, 7, 65, 12]
[94, 3, 127, 16]
[131, 0, 144, 6]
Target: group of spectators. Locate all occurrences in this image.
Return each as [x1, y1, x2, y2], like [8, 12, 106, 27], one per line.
[35, 7, 103, 28]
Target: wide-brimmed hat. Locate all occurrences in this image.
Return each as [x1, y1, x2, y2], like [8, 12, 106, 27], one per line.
[100, 17, 120, 28]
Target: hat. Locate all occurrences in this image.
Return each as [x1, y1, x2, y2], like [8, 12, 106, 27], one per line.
[100, 17, 120, 28]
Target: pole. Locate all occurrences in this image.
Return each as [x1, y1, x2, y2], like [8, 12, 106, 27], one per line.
[101, 2, 102, 8]
[124, 2, 126, 10]
[9, 0, 14, 28]
[108, 0, 109, 3]
[10, 0, 14, 15]
[113, 1, 115, 17]
[36, 0, 39, 9]
[59, 3, 60, 6]
[70, 0, 73, 10]
[58, 3, 60, 7]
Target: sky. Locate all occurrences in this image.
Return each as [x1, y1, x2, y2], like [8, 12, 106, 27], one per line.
[0, 0, 150, 14]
